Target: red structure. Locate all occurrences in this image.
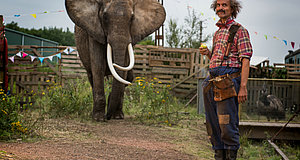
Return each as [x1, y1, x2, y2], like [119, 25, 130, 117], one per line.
[0, 15, 9, 93]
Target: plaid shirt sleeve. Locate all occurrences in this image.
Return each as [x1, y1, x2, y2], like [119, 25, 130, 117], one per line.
[237, 27, 253, 60]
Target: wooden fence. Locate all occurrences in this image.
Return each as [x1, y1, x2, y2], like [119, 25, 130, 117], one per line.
[6, 45, 208, 101]
[274, 63, 300, 79]
[241, 78, 300, 121]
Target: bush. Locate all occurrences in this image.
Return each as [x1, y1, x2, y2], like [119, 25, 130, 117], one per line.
[0, 90, 29, 140]
[35, 78, 93, 120]
[124, 77, 194, 126]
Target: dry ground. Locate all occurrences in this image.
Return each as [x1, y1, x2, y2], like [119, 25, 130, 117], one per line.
[0, 117, 214, 160]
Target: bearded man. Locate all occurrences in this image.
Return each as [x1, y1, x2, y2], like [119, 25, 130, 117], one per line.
[199, 0, 253, 159]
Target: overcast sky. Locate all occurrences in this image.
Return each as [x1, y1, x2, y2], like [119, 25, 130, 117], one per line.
[1, 0, 299, 64]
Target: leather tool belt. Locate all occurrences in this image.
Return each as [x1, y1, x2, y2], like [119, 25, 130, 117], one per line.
[204, 72, 241, 101]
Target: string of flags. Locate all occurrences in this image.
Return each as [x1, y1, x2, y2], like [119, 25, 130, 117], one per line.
[5, 5, 299, 50]
[5, 10, 65, 19]
[8, 47, 76, 64]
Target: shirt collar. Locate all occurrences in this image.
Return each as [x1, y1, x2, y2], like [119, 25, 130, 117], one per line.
[216, 17, 234, 28]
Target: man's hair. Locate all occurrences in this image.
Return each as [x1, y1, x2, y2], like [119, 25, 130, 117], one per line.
[210, 0, 242, 19]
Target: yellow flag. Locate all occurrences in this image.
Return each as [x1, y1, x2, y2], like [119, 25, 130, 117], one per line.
[30, 14, 37, 18]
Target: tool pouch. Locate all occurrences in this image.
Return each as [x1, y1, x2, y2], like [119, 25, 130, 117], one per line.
[212, 75, 237, 101]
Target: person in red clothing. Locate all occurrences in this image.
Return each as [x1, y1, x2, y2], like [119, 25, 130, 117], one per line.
[199, 0, 252, 159]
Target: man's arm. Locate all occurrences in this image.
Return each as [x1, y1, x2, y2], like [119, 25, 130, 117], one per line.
[238, 58, 250, 104]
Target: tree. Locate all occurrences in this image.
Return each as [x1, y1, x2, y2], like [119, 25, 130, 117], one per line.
[166, 18, 182, 48]
[5, 21, 75, 46]
[180, 9, 210, 49]
[138, 35, 155, 45]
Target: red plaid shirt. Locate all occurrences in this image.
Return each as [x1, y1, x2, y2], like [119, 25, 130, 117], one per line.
[209, 18, 253, 68]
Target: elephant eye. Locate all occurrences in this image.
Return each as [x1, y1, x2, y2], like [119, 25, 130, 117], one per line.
[131, 12, 135, 20]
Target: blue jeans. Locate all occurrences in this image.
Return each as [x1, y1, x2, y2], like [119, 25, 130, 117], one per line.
[202, 66, 241, 150]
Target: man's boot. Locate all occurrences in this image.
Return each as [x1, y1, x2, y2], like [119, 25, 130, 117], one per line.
[225, 150, 238, 160]
[214, 150, 225, 160]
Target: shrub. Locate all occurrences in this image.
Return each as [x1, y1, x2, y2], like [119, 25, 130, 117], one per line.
[0, 90, 29, 140]
[124, 77, 193, 126]
[35, 78, 93, 120]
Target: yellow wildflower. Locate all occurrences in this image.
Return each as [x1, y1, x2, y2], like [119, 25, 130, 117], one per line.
[2, 98, 5, 101]
[165, 120, 168, 123]
[1, 109, 7, 115]
[153, 77, 157, 80]
[157, 91, 159, 94]
[46, 80, 50, 83]
[143, 86, 145, 89]
[148, 112, 151, 115]
[158, 81, 162, 84]
[162, 99, 166, 103]
[167, 85, 171, 88]
[42, 92, 45, 95]
[135, 77, 141, 79]
[169, 124, 172, 127]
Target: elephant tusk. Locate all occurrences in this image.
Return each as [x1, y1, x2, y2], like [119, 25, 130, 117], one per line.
[107, 43, 131, 85]
[113, 43, 135, 71]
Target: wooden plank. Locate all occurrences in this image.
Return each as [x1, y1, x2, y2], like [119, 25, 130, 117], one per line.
[61, 68, 87, 73]
[61, 63, 84, 68]
[151, 67, 188, 75]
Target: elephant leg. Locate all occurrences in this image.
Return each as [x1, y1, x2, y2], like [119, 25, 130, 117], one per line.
[89, 37, 106, 122]
[75, 26, 94, 87]
[107, 74, 127, 120]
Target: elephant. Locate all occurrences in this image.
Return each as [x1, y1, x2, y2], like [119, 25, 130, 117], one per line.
[65, 0, 166, 121]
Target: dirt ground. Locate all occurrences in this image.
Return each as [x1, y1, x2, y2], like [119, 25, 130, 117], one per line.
[0, 118, 214, 160]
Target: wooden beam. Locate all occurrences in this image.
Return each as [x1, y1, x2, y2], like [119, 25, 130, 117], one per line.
[267, 140, 289, 160]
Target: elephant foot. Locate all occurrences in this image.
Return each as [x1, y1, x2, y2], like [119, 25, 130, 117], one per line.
[92, 112, 106, 122]
[106, 111, 124, 120]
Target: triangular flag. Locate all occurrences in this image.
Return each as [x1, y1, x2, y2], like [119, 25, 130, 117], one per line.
[273, 36, 279, 40]
[38, 57, 45, 63]
[56, 53, 61, 59]
[254, 32, 258, 35]
[283, 40, 287, 45]
[30, 14, 37, 18]
[69, 47, 75, 53]
[22, 52, 28, 58]
[264, 35, 268, 40]
[213, 17, 216, 21]
[291, 42, 295, 49]
[14, 15, 21, 17]
[63, 48, 69, 54]
[48, 56, 54, 61]
[16, 52, 22, 57]
[9, 56, 15, 63]
[30, 55, 37, 62]
[43, 11, 48, 13]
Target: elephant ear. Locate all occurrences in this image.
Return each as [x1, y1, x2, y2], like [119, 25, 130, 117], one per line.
[131, 0, 166, 44]
[65, 0, 105, 44]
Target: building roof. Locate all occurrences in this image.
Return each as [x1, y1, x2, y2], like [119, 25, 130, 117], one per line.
[4, 28, 59, 45]
[285, 49, 300, 59]
[250, 56, 269, 66]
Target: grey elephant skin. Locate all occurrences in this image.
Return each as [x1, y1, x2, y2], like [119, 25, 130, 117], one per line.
[65, 0, 166, 121]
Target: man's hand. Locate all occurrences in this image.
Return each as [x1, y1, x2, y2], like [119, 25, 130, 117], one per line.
[199, 43, 211, 59]
[238, 86, 247, 104]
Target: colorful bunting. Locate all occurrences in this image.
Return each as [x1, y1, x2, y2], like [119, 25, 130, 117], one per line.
[16, 52, 22, 57]
[22, 52, 28, 58]
[6, 10, 65, 19]
[56, 53, 61, 59]
[8, 47, 76, 64]
[30, 14, 37, 18]
[283, 40, 287, 45]
[9, 56, 15, 63]
[264, 35, 268, 40]
[38, 57, 45, 63]
[291, 42, 295, 49]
